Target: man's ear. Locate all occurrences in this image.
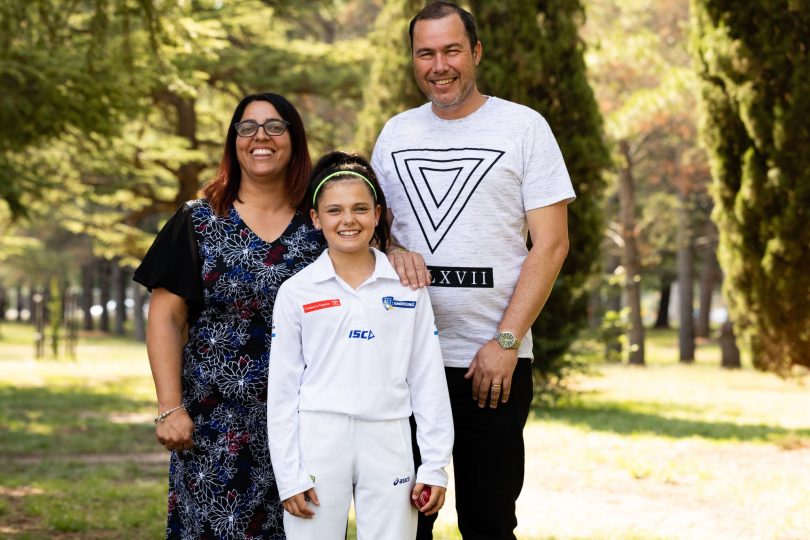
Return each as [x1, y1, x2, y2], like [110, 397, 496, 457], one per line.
[474, 41, 483, 66]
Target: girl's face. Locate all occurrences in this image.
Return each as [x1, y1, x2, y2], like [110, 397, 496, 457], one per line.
[311, 179, 381, 257]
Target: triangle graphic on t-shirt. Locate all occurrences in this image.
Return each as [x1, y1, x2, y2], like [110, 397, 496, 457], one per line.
[391, 148, 504, 253]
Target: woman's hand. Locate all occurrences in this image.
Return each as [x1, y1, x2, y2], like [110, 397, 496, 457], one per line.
[146, 288, 191, 451]
[156, 407, 194, 452]
[412, 483, 446, 515]
[283, 488, 320, 518]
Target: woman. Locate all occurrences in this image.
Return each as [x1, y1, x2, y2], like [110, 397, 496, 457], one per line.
[134, 92, 325, 539]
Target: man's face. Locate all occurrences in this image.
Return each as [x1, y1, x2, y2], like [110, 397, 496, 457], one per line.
[412, 14, 481, 115]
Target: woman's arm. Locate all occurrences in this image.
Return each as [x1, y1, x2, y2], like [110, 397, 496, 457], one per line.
[146, 287, 194, 451]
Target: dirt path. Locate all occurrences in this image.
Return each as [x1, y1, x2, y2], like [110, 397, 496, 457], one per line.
[431, 424, 810, 539]
[6, 438, 809, 539]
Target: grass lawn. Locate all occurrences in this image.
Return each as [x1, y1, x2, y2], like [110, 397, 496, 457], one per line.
[1, 323, 808, 539]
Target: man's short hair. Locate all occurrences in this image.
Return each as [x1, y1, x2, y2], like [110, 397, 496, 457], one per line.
[409, 1, 478, 53]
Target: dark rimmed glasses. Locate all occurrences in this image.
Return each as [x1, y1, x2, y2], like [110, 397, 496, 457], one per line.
[233, 119, 290, 137]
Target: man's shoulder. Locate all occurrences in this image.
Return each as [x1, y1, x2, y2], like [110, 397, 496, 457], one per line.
[384, 103, 432, 128]
[486, 97, 544, 126]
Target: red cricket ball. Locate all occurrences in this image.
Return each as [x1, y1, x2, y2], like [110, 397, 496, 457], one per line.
[412, 486, 431, 509]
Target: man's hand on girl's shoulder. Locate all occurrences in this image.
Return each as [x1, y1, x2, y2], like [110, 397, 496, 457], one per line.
[387, 247, 431, 289]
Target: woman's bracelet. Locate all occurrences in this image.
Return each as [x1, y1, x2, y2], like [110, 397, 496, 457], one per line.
[154, 404, 185, 424]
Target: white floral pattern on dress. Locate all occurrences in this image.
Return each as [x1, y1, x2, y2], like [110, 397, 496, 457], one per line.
[153, 200, 324, 539]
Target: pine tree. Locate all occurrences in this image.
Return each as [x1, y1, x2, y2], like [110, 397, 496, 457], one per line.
[692, 1, 810, 372]
[353, 0, 424, 155]
[470, 0, 610, 372]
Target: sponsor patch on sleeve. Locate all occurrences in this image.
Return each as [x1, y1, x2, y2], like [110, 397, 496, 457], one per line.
[303, 299, 341, 313]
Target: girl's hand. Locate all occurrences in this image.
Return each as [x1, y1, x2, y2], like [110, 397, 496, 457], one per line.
[156, 408, 194, 452]
[412, 483, 446, 515]
[283, 488, 320, 518]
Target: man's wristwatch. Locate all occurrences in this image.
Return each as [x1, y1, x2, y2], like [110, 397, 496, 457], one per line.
[493, 330, 521, 350]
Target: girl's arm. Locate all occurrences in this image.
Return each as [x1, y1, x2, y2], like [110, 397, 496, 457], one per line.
[407, 288, 454, 514]
[267, 284, 316, 507]
[146, 288, 194, 451]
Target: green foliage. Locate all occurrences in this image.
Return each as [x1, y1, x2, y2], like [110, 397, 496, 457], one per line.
[353, 0, 425, 154]
[0, 0, 160, 217]
[2, 1, 374, 270]
[470, 0, 610, 372]
[599, 308, 628, 363]
[692, 0, 810, 371]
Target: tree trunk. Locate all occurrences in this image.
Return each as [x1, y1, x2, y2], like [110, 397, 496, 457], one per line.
[720, 319, 741, 368]
[619, 141, 645, 365]
[28, 286, 37, 323]
[82, 262, 94, 331]
[33, 287, 45, 359]
[113, 261, 126, 336]
[654, 278, 672, 329]
[133, 287, 146, 342]
[604, 253, 623, 362]
[98, 259, 111, 333]
[154, 93, 203, 205]
[64, 287, 79, 359]
[677, 192, 695, 363]
[697, 241, 719, 338]
[0, 285, 5, 337]
[15, 283, 24, 321]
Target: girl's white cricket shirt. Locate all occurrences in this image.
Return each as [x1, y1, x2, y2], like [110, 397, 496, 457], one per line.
[267, 248, 453, 501]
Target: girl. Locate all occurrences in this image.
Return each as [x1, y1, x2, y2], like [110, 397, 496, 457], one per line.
[267, 152, 453, 540]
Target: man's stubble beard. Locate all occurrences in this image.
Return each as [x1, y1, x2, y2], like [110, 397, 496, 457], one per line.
[421, 71, 478, 112]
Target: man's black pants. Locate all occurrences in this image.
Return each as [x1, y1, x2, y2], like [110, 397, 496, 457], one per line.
[412, 358, 533, 540]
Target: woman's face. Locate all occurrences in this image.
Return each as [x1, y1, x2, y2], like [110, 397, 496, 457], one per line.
[235, 100, 292, 185]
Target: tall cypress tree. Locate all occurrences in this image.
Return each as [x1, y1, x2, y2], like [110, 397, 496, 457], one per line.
[692, 1, 810, 372]
[353, 0, 424, 155]
[470, 0, 610, 372]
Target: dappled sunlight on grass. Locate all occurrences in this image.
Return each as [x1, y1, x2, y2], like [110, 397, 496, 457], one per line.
[6, 461, 166, 538]
[2, 325, 809, 538]
[534, 399, 810, 442]
[518, 341, 810, 539]
[0, 385, 156, 455]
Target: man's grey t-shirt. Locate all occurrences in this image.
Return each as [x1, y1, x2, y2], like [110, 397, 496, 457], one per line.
[372, 97, 576, 368]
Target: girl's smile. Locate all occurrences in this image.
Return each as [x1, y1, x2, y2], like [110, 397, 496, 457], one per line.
[311, 180, 381, 258]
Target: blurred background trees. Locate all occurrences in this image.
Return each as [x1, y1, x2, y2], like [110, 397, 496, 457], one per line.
[692, 0, 810, 372]
[1, 0, 806, 375]
[470, 0, 610, 381]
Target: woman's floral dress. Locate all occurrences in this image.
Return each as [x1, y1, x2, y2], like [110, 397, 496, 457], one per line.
[134, 199, 325, 539]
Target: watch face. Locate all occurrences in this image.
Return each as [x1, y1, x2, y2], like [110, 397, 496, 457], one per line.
[498, 332, 516, 349]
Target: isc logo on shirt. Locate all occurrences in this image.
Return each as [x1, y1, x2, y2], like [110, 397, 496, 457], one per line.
[348, 329, 375, 340]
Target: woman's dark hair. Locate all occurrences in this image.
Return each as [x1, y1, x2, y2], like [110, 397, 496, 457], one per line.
[308, 151, 390, 253]
[409, 1, 478, 53]
[201, 92, 311, 216]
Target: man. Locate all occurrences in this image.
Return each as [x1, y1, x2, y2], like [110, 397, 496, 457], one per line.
[372, 2, 575, 539]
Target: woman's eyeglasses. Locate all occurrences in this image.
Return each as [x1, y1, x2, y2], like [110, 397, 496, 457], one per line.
[233, 119, 290, 137]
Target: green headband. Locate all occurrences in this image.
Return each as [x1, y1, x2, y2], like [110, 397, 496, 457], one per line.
[312, 171, 377, 206]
